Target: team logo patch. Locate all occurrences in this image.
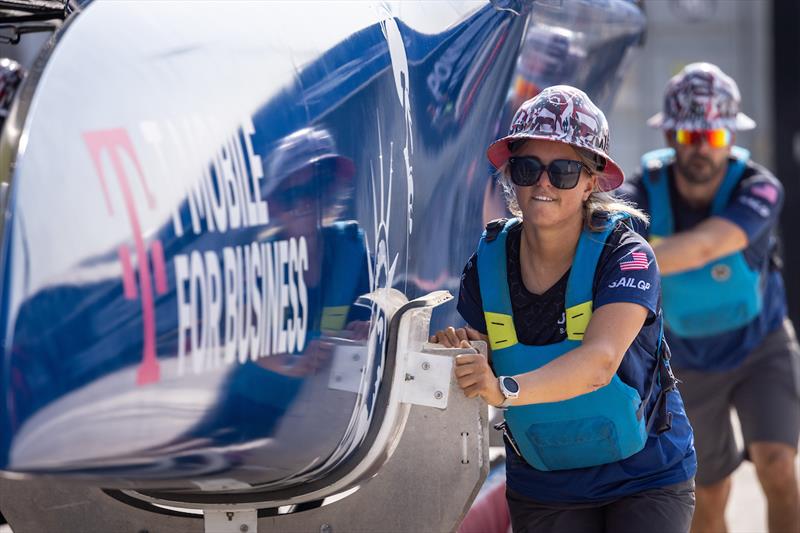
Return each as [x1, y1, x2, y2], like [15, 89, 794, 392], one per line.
[751, 183, 778, 205]
[619, 251, 650, 271]
[711, 263, 731, 282]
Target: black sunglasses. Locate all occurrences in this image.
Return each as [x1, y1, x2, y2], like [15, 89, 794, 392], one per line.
[507, 156, 587, 189]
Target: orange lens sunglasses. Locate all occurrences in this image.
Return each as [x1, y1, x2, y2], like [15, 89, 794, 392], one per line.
[675, 128, 731, 148]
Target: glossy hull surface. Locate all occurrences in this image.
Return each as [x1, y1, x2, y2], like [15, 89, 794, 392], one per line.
[0, 0, 644, 493]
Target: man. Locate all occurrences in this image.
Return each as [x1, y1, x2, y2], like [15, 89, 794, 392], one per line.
[620, 62, 800, 533]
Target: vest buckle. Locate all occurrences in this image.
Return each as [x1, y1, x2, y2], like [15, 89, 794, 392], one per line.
[494, 420, 522, 458]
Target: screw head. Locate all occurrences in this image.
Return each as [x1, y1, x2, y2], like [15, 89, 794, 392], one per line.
[240, 525, 249, 533]
[421, 361, 430, 371]
[434, 390, 443, 400]
[320, 524, 333, 533]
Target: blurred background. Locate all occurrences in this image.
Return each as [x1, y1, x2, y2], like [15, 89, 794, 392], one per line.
[608, 1, 772, 172]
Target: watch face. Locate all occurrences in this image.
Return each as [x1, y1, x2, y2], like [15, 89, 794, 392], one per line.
[502, 376, 519, 394]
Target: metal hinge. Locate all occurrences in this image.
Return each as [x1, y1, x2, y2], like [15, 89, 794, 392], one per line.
[205, 509, 257, 533]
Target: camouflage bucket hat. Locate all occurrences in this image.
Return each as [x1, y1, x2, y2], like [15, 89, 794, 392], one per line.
[487, 85, 624, 192]
[647, 62, 756, 132]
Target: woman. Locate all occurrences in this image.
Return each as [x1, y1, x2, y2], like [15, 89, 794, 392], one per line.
[433, 86, 696, 532]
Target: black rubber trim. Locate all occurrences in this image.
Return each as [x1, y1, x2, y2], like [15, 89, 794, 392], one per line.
[102, 489, 203, 520]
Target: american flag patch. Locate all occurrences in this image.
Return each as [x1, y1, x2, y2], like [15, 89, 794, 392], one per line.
[620, 251, 650, 271]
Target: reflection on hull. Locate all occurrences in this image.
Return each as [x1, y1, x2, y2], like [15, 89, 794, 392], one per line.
[0, 0, 644, 498]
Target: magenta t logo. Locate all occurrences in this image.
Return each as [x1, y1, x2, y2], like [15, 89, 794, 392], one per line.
[83, 128, 168, 385]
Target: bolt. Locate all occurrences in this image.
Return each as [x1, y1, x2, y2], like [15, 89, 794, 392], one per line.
[320, 524, 333, 533]
[434, 390, 443, 400]
[240, 525, 249, 533]
[335, 375, 342, 382]
[421, 361, 430, 371]
[352, 354, 360, 361]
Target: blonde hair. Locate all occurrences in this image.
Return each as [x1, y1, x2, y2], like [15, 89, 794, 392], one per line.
[497, 142, 648, 231]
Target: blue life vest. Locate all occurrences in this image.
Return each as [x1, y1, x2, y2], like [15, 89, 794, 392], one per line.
[641, 146, 762, 338]
[477, 217, 666, 471]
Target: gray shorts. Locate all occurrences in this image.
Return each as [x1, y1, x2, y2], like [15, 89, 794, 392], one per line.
[675, 319, 800, 486]
[506, 480, 695, 533]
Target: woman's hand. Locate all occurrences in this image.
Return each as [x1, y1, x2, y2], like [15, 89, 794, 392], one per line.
[429, 326, 484, 348]
[454, 351, 504, 407]
[429, 326, 500, 404]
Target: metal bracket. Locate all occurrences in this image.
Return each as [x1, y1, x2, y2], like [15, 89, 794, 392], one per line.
[205, 509, 257, 533]
[401, 350, 453, 409]
[400, 341, 488, 409]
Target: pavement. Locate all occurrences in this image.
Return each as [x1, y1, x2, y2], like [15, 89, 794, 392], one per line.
[0, 461, 791, 532]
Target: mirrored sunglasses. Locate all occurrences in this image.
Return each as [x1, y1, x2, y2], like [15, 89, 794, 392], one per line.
[675, 128, 731, 148]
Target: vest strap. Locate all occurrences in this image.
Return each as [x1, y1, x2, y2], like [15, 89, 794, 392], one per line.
[638, 318, 676, 434]
[563, 213, 627, 336]
[711, 146, 750, 215]
[484, 218, 508, 243]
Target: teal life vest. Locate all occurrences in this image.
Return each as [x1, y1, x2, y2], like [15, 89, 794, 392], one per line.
[320, 221, 367, 332]
[641, 146, 762, 338]
[477, 217, 666, 471]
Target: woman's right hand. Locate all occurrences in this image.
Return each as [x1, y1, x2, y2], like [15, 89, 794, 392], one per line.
[429, 326, 485, 348]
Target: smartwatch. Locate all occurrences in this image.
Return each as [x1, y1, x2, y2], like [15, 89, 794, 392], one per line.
[497, 376, 520, 408]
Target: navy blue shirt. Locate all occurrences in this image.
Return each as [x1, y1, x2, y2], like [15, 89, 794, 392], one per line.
[458, 219, 696, 502]
[619, 157, 787, 371]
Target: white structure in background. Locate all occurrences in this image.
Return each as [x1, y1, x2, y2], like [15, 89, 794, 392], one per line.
[608, 0, 773, 174]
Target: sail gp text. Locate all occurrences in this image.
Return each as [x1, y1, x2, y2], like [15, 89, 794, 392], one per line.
[608, 277, 651, 290]
[169, 118, 309, 376]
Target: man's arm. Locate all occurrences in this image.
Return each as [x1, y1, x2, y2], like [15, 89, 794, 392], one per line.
[653, 169, 784, 275]
[651, 217, 748, 275]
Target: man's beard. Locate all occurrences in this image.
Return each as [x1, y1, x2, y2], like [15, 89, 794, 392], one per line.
[675, 152, 724, 184]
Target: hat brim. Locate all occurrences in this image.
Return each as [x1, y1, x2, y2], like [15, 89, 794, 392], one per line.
[646, 111, 756, 131]
[283, 154, 355, 182]
[486, 134, 625, 192]
[328, 155, 356, 180]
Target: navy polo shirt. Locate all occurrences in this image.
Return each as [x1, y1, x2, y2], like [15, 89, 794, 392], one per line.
[458, 219, 696, 503]
[619, 158, 787, 371]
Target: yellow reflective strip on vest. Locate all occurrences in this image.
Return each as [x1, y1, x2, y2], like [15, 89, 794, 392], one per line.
[566, 300, 593, 341]
[484, 311, 518, 350]
[321, 305, 349, 331]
